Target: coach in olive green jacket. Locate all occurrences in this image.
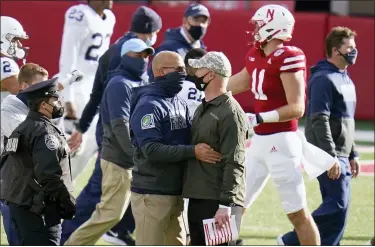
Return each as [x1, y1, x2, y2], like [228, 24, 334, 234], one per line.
[182, 51, 248, 245]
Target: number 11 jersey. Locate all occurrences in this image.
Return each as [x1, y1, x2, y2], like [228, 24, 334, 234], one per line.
[59, 4, 116, 80]
[245, 46, 306, 135]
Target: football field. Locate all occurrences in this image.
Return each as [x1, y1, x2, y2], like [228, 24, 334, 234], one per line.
[1, 127, 374, 245]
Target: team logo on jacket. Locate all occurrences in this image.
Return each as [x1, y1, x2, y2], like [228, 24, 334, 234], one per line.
[170, 115, 187, 130]
[45, 134, 60, 151]
[141, 114, 155, 130]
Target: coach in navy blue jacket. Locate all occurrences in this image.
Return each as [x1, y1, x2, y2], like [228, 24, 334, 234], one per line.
[281, 27, 360, 246]
[64, 39, 154, 245]
[61, 6, 161, 245]
[147, 3, 210, 81]
[129, 51, 221, 245]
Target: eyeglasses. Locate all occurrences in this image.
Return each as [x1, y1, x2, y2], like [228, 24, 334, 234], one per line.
[161, 66, 186, 73]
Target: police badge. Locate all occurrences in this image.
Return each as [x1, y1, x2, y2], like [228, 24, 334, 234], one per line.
[45, 134, 60, 151]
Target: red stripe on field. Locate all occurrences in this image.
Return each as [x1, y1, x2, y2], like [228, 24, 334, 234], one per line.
[361, 164, 374, 174]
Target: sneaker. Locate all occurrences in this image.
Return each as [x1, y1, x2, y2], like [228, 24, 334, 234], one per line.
[236, 238, 244, 245]
[277, 234, 285, 246]
[102, 230, 135, 246]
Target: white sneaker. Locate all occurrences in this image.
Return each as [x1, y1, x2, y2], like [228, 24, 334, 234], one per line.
[102, 231, 127, 246]
[277, 234, 285, 246]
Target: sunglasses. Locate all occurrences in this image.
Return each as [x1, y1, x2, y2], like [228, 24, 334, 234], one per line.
[161, 66, 186, 73]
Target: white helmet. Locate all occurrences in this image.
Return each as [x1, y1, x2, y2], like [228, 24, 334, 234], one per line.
[1, 16, 29, 60]
[251, 4, 295, 45]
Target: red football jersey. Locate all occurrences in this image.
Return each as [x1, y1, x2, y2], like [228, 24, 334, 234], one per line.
[245, 46, 307, 135]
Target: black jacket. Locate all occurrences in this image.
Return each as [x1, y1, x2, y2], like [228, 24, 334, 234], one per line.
[0, 111, 73, 207]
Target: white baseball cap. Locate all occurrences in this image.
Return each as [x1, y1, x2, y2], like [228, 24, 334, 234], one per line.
[120, 38, 155, 57]
[0, 57, 19, 81]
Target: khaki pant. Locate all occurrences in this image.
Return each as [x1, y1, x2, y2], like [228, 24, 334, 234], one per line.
[65, 159, 132, 245]
[131, 192, 186, 245]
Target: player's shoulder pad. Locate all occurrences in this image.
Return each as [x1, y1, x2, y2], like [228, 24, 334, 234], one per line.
[1, 57, 19, 80]
[64, 4, 88, 26]
[104, 9, 116, 25]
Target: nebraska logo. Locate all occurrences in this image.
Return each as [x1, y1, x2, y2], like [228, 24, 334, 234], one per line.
[266, 9, 275, 22]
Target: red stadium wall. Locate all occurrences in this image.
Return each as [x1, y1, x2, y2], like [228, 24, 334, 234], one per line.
[1, 1, 374, 120]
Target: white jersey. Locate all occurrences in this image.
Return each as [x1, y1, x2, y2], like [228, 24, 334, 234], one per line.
[1, 57, 19, 103]
[58, 4, 115, 101]
[178, 80, 204, 118]
[0, 95, 28, 153]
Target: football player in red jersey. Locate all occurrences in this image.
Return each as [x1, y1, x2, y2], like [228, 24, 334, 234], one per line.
[227, 4, 321, 245]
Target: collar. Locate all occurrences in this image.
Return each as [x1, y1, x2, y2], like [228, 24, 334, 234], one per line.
[180, 28, 201, 49]
[203, 92, 232, 107]
[28, 111, 52, 123]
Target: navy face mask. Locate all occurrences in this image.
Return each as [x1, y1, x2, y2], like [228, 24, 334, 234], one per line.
[157, 71, 187, 95]
[338, 48, 358, 65]
[121, 55, 147, 80]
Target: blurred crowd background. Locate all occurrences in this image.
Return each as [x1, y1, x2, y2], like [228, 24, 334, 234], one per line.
[1, 0, 374, 120]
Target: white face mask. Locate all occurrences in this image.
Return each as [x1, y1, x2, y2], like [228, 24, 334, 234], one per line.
[145, 33, 157, 47]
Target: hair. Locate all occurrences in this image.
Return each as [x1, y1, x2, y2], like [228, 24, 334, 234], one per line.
[18, 63, 48, 85]
[325, 26, 357, 58]
[184, 48, 208, 67]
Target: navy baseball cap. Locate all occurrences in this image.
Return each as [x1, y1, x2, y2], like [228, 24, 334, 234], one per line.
[184, 4, 210, 18]
[20, 77, 60, 100]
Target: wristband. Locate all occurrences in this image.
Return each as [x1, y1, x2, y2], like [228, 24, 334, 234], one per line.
[259, 110, 280, 123]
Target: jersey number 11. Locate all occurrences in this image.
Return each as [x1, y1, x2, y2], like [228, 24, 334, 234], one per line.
[251, 68, 268, 100]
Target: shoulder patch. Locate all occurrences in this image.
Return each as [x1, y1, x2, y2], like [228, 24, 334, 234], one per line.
[45, 134, 60, 151]
[141, 114, 156, 130]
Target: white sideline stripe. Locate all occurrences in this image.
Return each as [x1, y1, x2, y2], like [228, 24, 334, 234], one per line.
[283, 55, 305, 64]
[280, 62, 305, 71]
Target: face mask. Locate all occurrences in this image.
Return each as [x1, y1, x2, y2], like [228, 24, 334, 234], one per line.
[188, 25, 207, 41]
[145, 33, 157, 47]
[158, 71, 187, 95]
[194, 72, 212, 91]
[338, 48, 358, 65]
[121, 55, 147, 80]
[46, 100, 64, 119]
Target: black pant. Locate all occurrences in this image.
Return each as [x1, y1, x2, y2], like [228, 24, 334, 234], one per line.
[188, 199, 228, 246]
[8, 202, 62, 246]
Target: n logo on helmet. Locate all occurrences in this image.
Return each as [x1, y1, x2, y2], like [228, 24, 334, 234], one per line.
[266, 9, 275, 22]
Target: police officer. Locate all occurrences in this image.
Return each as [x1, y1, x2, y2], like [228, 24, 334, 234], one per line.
[0, 78, 76, 245]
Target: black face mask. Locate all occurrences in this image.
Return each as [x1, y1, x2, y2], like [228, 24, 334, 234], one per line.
[338, 48, 358, 65]
[121, 55, 147, 80]
[188, 25, 207, 41]
[193, 72, 212, 91]
[46, 101, 64, 119]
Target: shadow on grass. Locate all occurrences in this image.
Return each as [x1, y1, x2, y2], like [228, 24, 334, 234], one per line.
[240, 234, 372, 241]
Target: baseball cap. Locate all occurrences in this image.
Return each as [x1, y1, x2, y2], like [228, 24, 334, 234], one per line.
[130, 6, 162, 34]
[120, 38, 155, 57]
[188, 51, 232, 77]
[184, 4, 210, 18]
[0, 58, 19, 81]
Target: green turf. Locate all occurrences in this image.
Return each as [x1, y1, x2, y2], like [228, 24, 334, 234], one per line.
[1, 157, 373, 246]
[361, 152, 374, 161]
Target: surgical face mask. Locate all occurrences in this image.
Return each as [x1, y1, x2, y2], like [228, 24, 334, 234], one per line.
[46, 99, 64, 119]
[145, 33, 157, 47]
[188, 25, 207, 41]
[338, 48, 358, 65]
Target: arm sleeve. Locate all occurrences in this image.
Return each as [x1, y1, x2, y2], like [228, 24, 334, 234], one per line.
[58, 10, 89, 103]
[32, 133, 67, 196]
[131, 104, 195, 163]
[349, 142, 359, 160]
[1, 110, 25, 138]
[78, 52, 109, 133]
[107, 80, 134, 157]
[309, 76, 337, 157]
[219, 112, 247, 206]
